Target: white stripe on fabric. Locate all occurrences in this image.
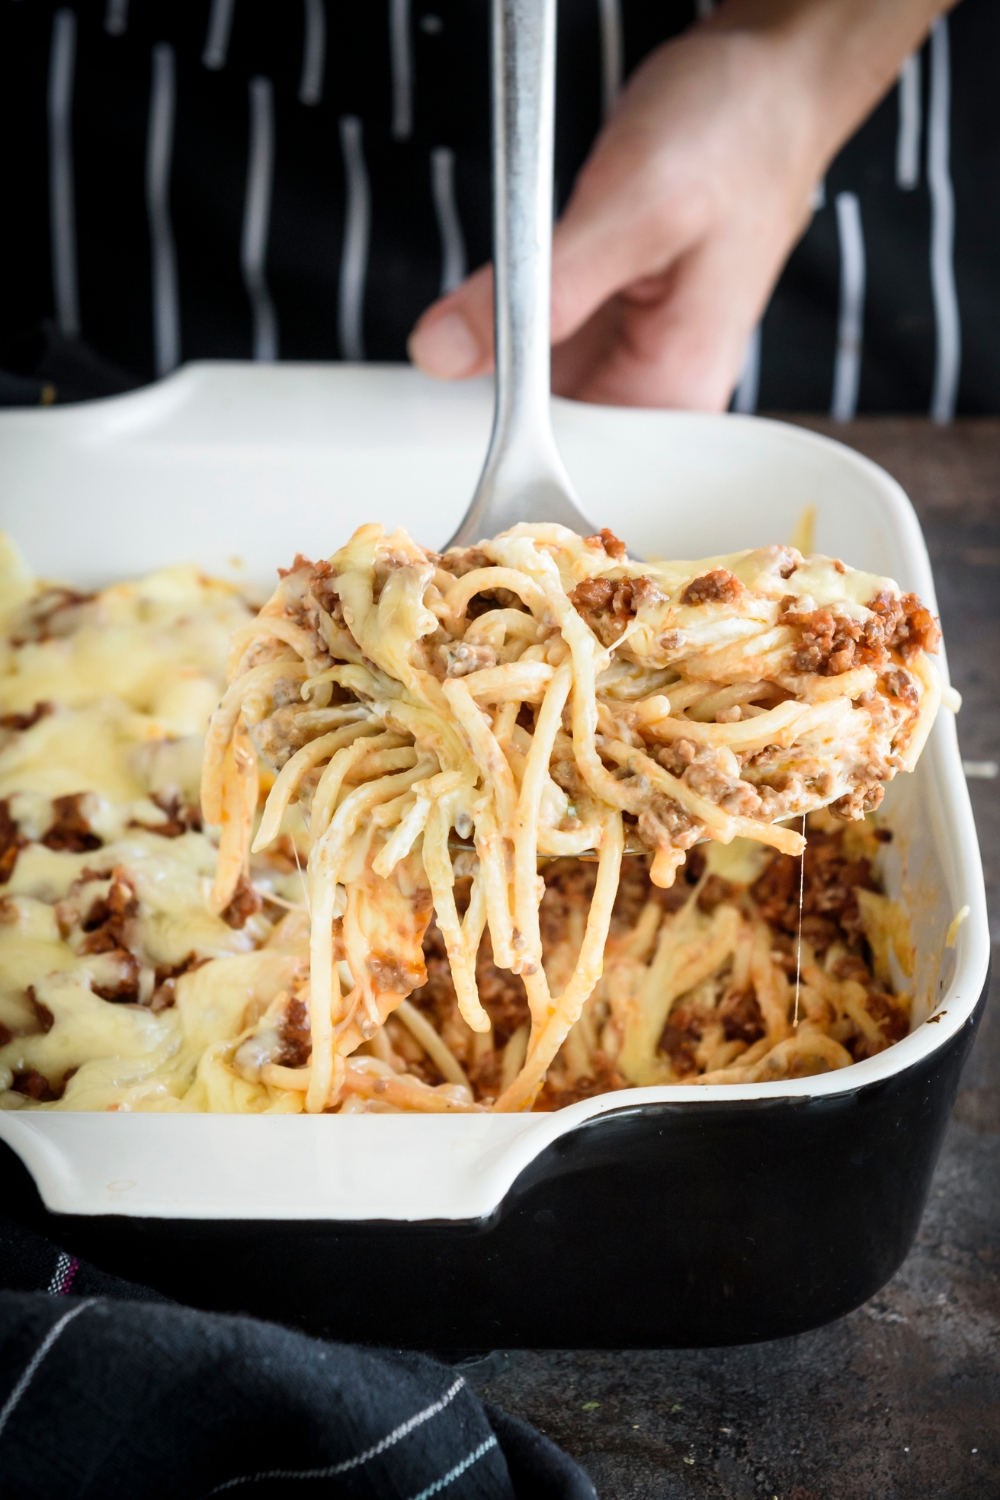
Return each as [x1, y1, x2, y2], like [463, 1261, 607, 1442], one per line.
[733, 323, 761, 415]
[205, 1377, 466, 1493]
[299, 0, 326, 106]
[0, 1301, 97, 1443]
[48, 8, 79, 339]
[242, 78, 279, 361]
[147, 44, 181, 377]
[338, 115, 370, 361]
[104, 0, 129, 36]
[928, 16, 960, 424]
[896, 50, 921, 190]
[203, 0, 237, 71]
[390, 0, 413, 141]
[597, 0, 622, 120]
[830, 191, 865, 422]
[431, 148, 467, 295]
[810, 179, 826, 213]
[46, 1252, 73, 1296]
[405, 1436, 500, 1500]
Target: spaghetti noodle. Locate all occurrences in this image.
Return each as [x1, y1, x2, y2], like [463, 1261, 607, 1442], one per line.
[197, 522, 942, 1114]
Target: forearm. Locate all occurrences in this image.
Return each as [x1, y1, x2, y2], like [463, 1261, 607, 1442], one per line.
[704, 0, 955, 172]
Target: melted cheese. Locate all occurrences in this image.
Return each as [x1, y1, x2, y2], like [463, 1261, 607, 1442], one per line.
[0, 704, 151, 805]
[0, 524, 932, 1113]
[0, 565, 246, 717]
[0, 540, 305, 1113]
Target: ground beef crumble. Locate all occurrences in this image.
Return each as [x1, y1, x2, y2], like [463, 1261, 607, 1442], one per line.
[76, 869, 139, 954]
[149, 954, 208, 1012]
[11, 1068, 62, 1102]
[68, 870, 143, 1001]
[719, 990, 766, 1044]
[437, 547, 493, 578]
[220, 875, 263, 929]
[881, 668, 919, 707]
[584, 528, 628, 562]
[90, 951, 141, 1004]
[0, 702, 53, 733]
[429, 549, 527, 618]
[439, 641, 498, 677]
[434, 549, 530, 618]
[830, 780, 886, 820]
[277, 996, 312, 1067]
[864, 990, 910, 1044]
[50, 873, 148, 1001]
[0, 800, 26, 884]
[271, 554, 349, 658]
[782, 588, 940, 677]
[680, 568, 744, 606]
[658, 1020, 701, 1075]
[368, 952, 429, 996]
[533, 1052, 627, 1110]
[276, 553, 317, 581]
[570, 575, 666, 646]
[875, 590, 941, 663]
[748, 826, 908, 1056]
[658, 986, 767, 1076]
[751, 829, 873, 953]
[782, 604, 888, 676]
[130, 791, 203, 838]
[42, 794, 102, 853]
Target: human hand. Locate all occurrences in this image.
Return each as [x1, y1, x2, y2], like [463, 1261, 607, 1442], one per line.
[408, 0, 951, 410]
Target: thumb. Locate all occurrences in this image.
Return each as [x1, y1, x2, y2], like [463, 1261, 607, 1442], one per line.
[408, 159, 694, 380]
[408, 264, 496, 378]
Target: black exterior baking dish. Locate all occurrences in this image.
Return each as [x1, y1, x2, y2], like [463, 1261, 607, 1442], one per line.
[0, 983, 986, 1349]
[0, 369, 990, 1350]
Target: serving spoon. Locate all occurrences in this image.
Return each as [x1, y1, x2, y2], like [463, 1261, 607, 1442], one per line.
[445, 0, 644, 860]
[445, 0, 593, 548]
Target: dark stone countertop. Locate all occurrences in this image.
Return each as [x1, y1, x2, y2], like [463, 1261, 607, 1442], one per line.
[463, 418, 1000, 1500]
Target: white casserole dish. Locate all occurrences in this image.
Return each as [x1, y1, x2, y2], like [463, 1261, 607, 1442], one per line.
[0, 362, 988, 1223]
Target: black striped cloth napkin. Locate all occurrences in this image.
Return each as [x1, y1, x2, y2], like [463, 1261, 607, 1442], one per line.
[0, 1216, 596, 1500]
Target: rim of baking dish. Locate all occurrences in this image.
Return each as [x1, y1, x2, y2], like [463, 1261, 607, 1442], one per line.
[0, 382, 988, 1223]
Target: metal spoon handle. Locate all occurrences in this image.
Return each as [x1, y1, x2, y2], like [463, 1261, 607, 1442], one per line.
[447, 0, 591, 548]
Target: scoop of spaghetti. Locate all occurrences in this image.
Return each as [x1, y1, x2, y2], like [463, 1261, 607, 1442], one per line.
[201, 522, 942, 1113]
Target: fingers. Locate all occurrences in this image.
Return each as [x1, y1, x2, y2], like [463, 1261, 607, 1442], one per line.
[408, 264, 495, 379]
[408, 96, 702, 382]
[548, 104, 711, 349]
[407, 147, 694, 385]
[410, 172, 796, 410]
[409, 223, 765, 411]
[554, 234, 768, 411]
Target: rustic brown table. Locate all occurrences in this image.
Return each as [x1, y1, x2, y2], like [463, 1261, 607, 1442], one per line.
[465, 418, 1000, 1500]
